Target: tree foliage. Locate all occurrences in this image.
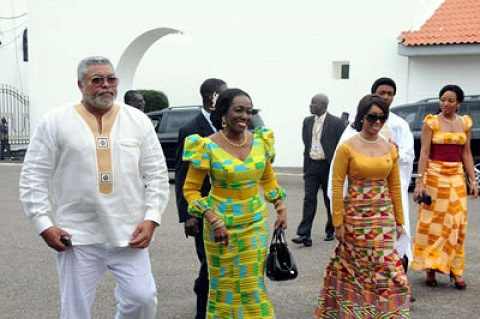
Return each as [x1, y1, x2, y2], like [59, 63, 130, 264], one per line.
[137, 89, 169, 113]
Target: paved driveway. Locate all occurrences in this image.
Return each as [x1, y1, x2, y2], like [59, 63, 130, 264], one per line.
[1, 164, 479, 318]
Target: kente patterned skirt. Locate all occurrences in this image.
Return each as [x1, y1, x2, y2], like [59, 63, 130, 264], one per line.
[204, 193, 275, 319]
[411, 160, 467, 276]
[315, 179, 410, 319]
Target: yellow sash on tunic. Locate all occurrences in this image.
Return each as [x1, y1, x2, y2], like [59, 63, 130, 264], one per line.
[74, 103, 120, 194]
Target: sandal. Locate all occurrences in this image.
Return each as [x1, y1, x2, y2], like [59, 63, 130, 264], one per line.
[450, 272, 467, 290]
[426, 269, 437, 287]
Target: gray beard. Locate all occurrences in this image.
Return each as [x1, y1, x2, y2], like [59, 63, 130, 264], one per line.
[84, 95, 114, 110]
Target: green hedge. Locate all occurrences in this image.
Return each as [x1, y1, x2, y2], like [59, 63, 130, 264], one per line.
[137, 89, 169, 113]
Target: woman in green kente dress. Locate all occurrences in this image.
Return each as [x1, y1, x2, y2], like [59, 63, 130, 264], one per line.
[183, 88, 287, 319]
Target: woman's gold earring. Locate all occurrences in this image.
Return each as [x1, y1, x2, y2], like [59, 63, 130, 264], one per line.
[222, 118, 227, 128]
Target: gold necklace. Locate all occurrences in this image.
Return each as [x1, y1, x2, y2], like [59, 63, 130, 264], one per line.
[440, 113, 458, 125]
[357, 133, 380, 144]
[220, 130, 247, 147]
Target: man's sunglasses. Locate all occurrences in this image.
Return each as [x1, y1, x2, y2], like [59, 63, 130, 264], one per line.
[90, 76, 119, 87]
[364, 113, 388, 123]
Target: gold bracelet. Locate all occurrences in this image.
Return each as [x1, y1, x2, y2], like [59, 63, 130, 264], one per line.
[211, 219, 224, 230]
[209, 217, 220, 226]
[210, 218, 224, 229]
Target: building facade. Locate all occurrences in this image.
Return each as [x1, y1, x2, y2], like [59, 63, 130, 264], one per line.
[26, 0, 450, 167]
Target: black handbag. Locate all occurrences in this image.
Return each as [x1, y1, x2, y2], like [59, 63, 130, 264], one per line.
[266, 226, 298, 281]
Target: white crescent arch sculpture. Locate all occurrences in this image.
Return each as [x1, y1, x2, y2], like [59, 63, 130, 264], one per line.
[116, 27, 183, 98]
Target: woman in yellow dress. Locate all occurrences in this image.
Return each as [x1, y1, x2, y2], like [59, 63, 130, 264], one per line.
[315, 94, 410, 318]
[412, 84, 478, 289]
[183, 88, 287, 319]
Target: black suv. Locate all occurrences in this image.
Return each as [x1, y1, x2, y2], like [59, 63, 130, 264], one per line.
[390, 95, 480, 187]
[147, 106, 265, 171]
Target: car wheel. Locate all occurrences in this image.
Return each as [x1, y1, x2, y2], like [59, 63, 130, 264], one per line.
[474, 162, 480, 191]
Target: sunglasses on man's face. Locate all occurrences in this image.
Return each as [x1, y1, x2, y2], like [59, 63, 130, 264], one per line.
[90, 76, 119, 87]
[364, 113, 388, 123]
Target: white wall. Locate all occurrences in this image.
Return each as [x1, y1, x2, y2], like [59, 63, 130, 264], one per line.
[406, 55, 480, 102]
[0, 0, 28, 92]
[27, 0, 430, 167]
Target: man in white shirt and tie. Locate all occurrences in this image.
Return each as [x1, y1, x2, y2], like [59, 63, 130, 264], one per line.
[292, 94, 346, 246]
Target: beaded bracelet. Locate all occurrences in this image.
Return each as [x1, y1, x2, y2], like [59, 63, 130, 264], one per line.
[416, 174, 424, 183]
[212, 220, 225, 230]
[209, 217, 225, 230]
[415, 176, 424, 187]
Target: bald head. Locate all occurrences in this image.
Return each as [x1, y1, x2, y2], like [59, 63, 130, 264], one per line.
[310, 94, 329, 116]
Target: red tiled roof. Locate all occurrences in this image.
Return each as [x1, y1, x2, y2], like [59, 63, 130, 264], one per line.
[399, 0, 480, 46]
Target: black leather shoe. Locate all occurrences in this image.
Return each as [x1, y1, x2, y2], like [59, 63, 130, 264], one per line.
[291, 235, 312, 247]
[324, 233, 335, 241]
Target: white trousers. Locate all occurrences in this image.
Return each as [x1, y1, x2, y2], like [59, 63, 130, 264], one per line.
[56, 244, 157, 319]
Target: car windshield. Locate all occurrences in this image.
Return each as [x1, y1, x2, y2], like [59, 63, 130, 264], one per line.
[164, 110, 198, 132]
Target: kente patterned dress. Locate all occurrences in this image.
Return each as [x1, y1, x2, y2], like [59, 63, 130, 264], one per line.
[315, 142, 410, 319]
[183, 127, 286, 319]
[411, 114, 472, 276]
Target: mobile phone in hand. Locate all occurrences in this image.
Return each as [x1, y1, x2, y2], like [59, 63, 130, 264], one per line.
[416, 191, 432, 206]
[60, 235, 72, 247]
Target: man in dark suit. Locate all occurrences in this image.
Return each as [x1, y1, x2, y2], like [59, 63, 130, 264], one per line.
[174, 78, 227, 319]
[124, 90, 145, 112]
[292, 94, 346, 246]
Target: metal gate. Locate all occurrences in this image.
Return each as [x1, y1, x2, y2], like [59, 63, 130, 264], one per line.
[0, 84, 30, 151]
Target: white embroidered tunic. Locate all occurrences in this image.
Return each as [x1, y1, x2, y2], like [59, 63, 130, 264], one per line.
[19, 103, 169, 246]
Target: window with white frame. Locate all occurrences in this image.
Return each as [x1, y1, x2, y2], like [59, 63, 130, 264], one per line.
[332, 61, 350, 80]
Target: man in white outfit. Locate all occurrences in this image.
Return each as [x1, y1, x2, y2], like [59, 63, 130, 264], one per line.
[328, 77, 414, 280]
[19, 56, 169, 319]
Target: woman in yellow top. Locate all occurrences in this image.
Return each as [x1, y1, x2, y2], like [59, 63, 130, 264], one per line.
[315, 94, 410, 318]
[182, 88, 287, 319]
[412, 84, 478, 289]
